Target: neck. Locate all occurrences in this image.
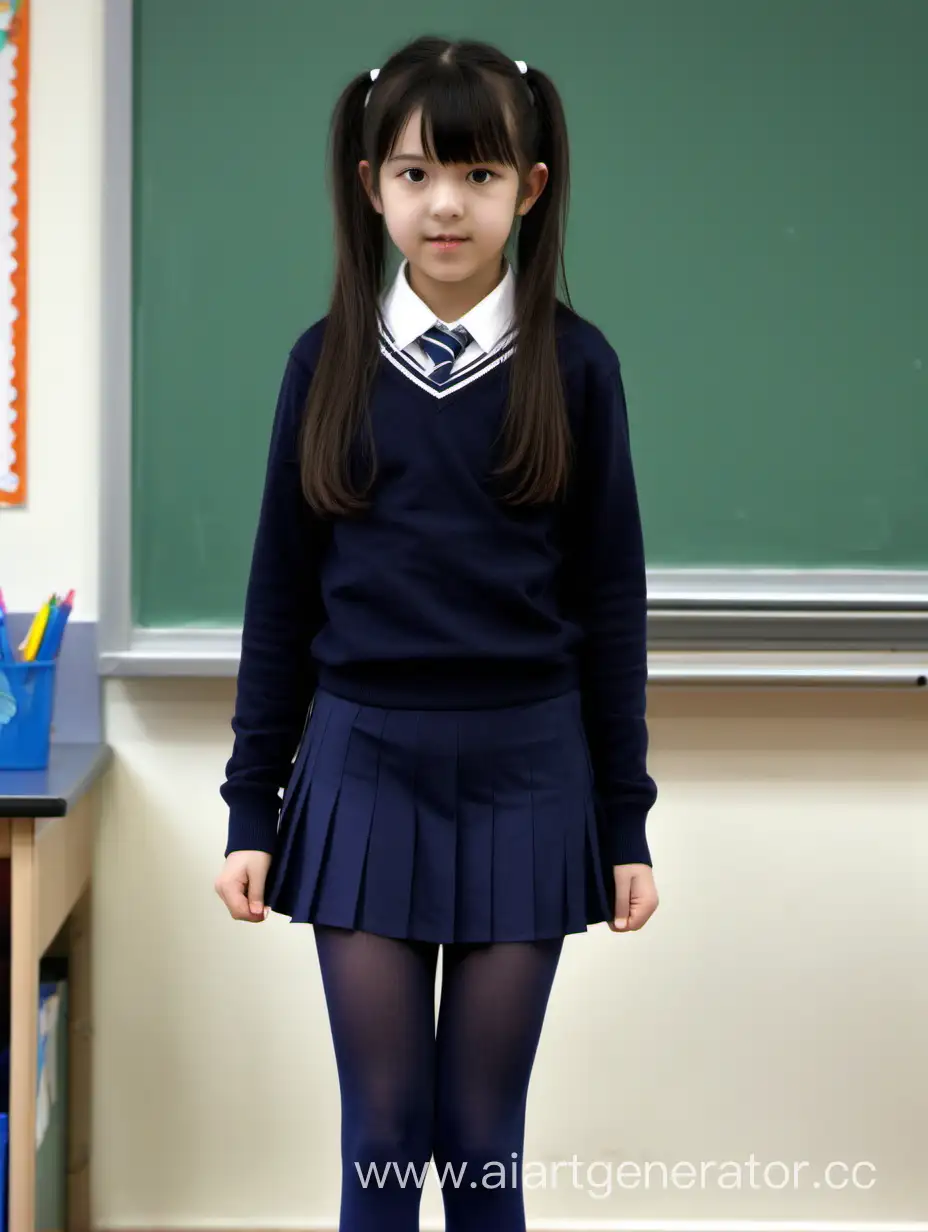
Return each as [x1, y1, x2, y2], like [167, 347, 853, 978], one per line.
[406, 255, 506, 323]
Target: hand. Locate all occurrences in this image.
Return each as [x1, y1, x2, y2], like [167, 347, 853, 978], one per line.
[214, 850, 273, 922]
[610, 863, 658, 932]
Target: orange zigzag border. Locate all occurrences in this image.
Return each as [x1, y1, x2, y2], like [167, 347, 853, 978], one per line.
[3, 0, 28, 507]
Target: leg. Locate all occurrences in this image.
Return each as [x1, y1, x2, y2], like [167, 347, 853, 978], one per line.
[67, 886, 93, 1232]
[434, 937, 564, 1231]
[314, 925, 439, 1231]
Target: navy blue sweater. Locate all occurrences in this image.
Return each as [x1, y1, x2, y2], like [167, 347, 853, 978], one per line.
[221, 305, 657, 866]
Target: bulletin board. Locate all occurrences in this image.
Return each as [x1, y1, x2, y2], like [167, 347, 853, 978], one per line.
[0, 0, 27, 507]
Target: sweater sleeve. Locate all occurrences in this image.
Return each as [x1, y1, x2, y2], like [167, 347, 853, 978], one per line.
[220, 349, 327, 857]
[572, 351, 657, 867]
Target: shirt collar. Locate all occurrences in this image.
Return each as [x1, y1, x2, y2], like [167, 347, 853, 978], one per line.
[381, 259, 516, 355]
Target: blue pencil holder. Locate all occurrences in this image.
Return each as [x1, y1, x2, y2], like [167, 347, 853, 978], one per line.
[0, 660, 57, 771]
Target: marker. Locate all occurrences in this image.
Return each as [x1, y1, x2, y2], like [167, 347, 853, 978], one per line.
[0, 589, 13, 662]
[20, 597, 52, 662]
[37, 590, 74, 659]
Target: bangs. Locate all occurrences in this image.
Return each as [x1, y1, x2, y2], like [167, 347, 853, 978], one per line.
[375, 65, 525, 171]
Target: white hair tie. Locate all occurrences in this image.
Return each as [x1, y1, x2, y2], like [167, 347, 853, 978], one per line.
[514, 60, 528, 74]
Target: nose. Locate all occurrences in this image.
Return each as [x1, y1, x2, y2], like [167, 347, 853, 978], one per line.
[428, 177, 465, 221]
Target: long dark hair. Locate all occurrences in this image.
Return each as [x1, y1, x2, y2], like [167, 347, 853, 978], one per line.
[301, 36, 573, 516]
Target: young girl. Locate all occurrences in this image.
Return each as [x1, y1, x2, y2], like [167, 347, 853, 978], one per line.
[215, 35, 659, 1231]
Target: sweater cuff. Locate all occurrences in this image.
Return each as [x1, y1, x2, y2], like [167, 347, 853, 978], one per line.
[606, 805, 652, 868]
[225, 800, 280, 858]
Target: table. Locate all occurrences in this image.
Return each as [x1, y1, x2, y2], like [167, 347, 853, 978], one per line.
[0, 743, 111, 1232]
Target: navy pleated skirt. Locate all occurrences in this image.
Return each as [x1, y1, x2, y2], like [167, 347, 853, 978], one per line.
[264, 687, 615, 943]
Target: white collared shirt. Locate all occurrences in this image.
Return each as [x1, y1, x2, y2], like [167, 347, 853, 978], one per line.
[380, 259, 516, 378]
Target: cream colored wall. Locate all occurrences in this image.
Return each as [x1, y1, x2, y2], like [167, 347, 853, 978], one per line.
[93, 680, 928, 1231]
[6, 3, 927, 1229]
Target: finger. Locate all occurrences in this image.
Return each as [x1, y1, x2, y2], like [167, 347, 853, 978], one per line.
[216, 870, 264, 922]
[613, 870, 631, 930]
[246, 863, 269, 920]
[628, 887, 659, 930]
[220, 883, 253, 921]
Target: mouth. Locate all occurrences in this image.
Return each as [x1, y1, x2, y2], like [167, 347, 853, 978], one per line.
[426, 236, 469, 250]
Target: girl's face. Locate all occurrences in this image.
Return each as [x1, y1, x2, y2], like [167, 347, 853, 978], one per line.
[360, 107, 547, 294]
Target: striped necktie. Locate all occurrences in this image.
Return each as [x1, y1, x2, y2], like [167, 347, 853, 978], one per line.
[417, 325, 472, 386]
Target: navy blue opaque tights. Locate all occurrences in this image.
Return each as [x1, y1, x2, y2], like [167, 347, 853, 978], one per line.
[313, 925, 564, 1231]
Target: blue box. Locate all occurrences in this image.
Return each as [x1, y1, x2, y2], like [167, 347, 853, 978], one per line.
[0, 661, 57, 771]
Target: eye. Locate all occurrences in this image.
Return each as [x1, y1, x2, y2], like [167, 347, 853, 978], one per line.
[401, 167, 426, 184]
[468, 169, 496, 185]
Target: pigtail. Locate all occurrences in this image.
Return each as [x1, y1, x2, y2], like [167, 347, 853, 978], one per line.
[519, 67, 572, 317]
[300, 71, 385, 516]
[496, 65, 573, 506]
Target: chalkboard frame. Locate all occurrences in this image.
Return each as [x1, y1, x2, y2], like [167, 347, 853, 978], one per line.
[97, 1, 928, 684]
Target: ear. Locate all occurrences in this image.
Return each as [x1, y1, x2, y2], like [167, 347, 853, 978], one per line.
[358, 160, 383, 214]
[516, 162, 549, 216]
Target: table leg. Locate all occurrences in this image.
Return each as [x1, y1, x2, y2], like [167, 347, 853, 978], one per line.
[67, 885, 92, 1231]
[9, 819, 38, 1232]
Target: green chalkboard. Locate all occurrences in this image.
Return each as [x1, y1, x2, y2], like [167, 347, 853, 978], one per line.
[131, 0, 928, 628]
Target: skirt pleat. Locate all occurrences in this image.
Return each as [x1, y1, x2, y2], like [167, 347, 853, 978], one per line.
[453, 714, 494, 940]
[311, 705, 388, 926]
[408, 712, 460, 941]
[530, 755, 573, 936]
[289, 705, 360, 922]
[271, 699, 331, 881]
[355, 709, 421, 938]
[489, 715, 539, 940]
[585, 789, 615, 919]
[264, 687, 615, 943]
